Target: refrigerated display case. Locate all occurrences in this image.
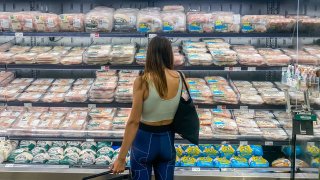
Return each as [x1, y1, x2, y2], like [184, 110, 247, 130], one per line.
[0, 0, 319, 179]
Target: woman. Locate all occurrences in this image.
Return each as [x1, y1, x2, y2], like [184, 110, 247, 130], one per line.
[112, 36, 183, 180]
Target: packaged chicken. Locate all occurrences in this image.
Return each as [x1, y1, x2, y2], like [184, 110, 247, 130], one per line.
[0, 71, 14, 86]
[30, 46, 52, 53]
[9, 46, 31, 53]
[211, 109, 231, 118]
[209, 85, 238, 104]
[114, 8, 138, 32]
[205, 76, 228, 85]
[261, 128, 288, 140]
[14, 53, 37, 64]
[60, 56, 83, 65]
[161, 11, 186, 32]
[187, 11, 214, 33]
[232, 45, 257, 54]
[137, 9, 162, 32]
[238, 127, 262, 136]
[237, 53, 265, 66]
[212, 117, 238, 135]
[187, 78, 207, 86]
[266, 16, 296, 32]
[65, 90, 88, 102]
[163, 5, 185, 12]
[33, 13, 60, 32]
[197, 109, 212, 125]
[85, 7, 114, 32]
[210, 49, 238, 66]
[84, 45, 112, 65]
[10, 11, 39, 32]
[32, 78, 54, 85]
[50, 46, 72, 55]
[17, 92, 42, 102]
[52, 79, 75, 86]
[260, 91, 286, 105]
[290, 54, 318, 65]
[110, 44, 135, 65]
[48, 85, 71, 93]
[187, 53, 213, 66]
[25, 84, 50, 93]
[263, 54, 292, 66]
[240, 94, 264, 105]
[188, 85, 213, 104]
[59, 13, 84, 32]
[298, 17, 320, 33]
[255, 119, 280, 128]
[74, 78, 94, 86]
[0, 12, 11, 31]
[236, 118, 259, 128]
[115, 86, 133, 103]
[212, 12, 240, 33]
[199, 125, 213, 138]
[36, 52, 61, 64]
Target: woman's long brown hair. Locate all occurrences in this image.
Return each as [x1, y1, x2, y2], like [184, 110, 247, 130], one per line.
[142, 36, 174, 98]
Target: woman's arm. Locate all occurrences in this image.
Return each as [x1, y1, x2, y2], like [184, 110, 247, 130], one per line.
[112, 77, 144, 174]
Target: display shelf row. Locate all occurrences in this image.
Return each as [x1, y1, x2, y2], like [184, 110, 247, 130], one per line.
[1, 32, 319, 38]
[1, 101, 290, 110]
[2, 64, 285, 71]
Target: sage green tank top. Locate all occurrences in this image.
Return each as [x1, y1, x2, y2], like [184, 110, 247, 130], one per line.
[141, 74, 182, 122]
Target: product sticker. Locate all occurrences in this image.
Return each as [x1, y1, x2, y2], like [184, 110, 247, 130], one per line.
[25, 19, 33, 28]
[242, 21, 253, 32]
[215, 20, 227, 32]
[73, 18, 81, 28]
[138, 23, 150, 32]
[163, 21, 174, 32]
[0, 19, 9, 29]
[188, 22, 202, 32]
[98, 19, 108, 29]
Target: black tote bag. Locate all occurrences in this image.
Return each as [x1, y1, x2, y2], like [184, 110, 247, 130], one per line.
[172, 71, 200, 145]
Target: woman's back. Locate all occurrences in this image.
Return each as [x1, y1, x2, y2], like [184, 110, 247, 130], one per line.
[141, 70, 181, 125]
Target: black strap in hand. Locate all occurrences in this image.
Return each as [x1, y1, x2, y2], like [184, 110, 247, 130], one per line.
[177, 71, 191, 99]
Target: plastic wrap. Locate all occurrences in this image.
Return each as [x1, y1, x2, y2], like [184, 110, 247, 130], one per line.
[65, 90, 88, 103]
[110, 44, 135, 65]
[17, 92, 42, 102]
[137, 9, 162, 32]
[84, 45, 112, 65]
[187, 53, 213, 66]
[114, 8, 138, 32]
[212, 117, 238, 135]
[237, 53, 265, 66]
[85, 7, 114, 32]
[59, 14, 85, 32]
[187, 11, 214, 33]
[13, 53, 37, 64]
[36, 52, 61, 64]
[210, 49, 237, 66]
[33, 13, 60, 32]
[10, 11, 39, 32]
[0, 12, 11, 31]
[161, 11, 186, 32]
[212, 12, 240, 33]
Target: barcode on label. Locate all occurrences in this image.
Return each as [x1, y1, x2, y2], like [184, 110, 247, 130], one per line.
[86, 139, 95, 142]
[192, 167, 201, 172]
[15, 32, 23, 38]
[248, 67, 256, 71]
[265, 141, 273, 146]
[24, 103, 32, 107]
[240, 141, 248, 145]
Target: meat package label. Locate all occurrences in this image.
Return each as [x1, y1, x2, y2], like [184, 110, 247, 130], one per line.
[188, 22, 202, 32]
[242, 22, 253, 32]
[138, 23, 150, 32]
[163, 21, 174, 32]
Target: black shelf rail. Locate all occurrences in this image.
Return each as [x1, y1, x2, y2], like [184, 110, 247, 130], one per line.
[1, 31, 319, 38]
[4, 64, 285, 71]
[4, 101, 288, 109]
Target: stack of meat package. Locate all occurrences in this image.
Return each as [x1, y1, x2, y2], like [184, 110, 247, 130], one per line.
[64, 79, 93, 103]
[253, 81, 286, 105]
[87, 108, 116, 136]
[183, 41, 213, 66]
[34, 46, 61, 64]
[241, 15, 295, 33]
[60, 47, 84, 65]
[0, 78, 33, 101]
[112, 108, 132, 136]
[281, 48, 319, 65]
[161, 6, 186, 32]
[257, 48, 291, 66]
[186, 78, 213, 104]
[114, 8, 138, 32]
[115, 70, 138, 103]
[205, 39, 237, 66]
[234, 110, 262, 137]
[83, 45, 112, 65]
[18, 78, 54, 102]
[0, 71, 14, 87]
[233, 81, 264, 105]
[211, 12, 240, 33]
[85, 7, 114, 32]
[89, 70, 118, 103]
[197, 109, 213, 138]
[137, 8, 162, 32]
[109, 45, 135, 65]
[59, 108, 88, 136]
[42, 79, 74, 103]
[211, 109, 238, 138]
[59, 13, 85, 32]
[187, 11, 213, 33]
[0, 43, 16, 63]
[233, 45, 265, 66]
[303, 45, 320, 59]
[205, 76, 238, 104]
[135, 47, 146, 65]
[11, 46, 36, 64]
[0, 106, 25, 133]
[294, 16, 320, 33]
[0, 12, 11, 32]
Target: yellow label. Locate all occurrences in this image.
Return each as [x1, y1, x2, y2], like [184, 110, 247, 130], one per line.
[215, 20, 222, 26]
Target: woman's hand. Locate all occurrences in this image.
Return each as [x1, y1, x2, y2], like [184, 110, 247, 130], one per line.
[111, 158, 126, 174]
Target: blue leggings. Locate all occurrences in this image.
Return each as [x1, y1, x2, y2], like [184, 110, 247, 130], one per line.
[130, 123, 176, 180]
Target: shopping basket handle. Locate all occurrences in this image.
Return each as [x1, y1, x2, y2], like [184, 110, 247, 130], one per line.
[82, 168, 129, 180]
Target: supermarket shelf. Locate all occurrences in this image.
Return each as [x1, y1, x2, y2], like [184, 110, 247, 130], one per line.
[4, 101, 288, 109]
[1, 31, 319, 38]
[5, 64, 285, 71]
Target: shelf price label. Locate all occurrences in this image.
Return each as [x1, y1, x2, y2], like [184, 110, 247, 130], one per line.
[24, 103, 32, 107]
[224, 67, 241, 71]
[88, 104, 96, 108]
[240, 141, 248, 145]
[240, 106, 248, 110]
[90, 33, 100, 38]
[101, 66, 110, 71]
[15, 32, 23, 38]
[5, 164, 14, 168]
[217, 105, 226, 109]
[265, 141, 273, 146]
[148, 33, 157, 39]
[0, 137, 6, 141]
[86, 139, 95, 142]
[307, 142, 315, 146]
[248, 67, 256, 71]
[191, 167, 201, 172]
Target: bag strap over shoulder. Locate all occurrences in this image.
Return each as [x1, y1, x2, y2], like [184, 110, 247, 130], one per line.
[177, 71, 191, 98]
